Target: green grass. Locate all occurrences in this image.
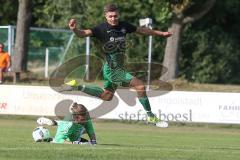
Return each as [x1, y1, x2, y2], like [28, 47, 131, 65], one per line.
[1, 118, 240, 160]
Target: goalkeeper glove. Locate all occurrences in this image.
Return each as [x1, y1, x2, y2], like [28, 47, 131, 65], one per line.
[90, 139, 97, 145]
[72, 141, 89, 145]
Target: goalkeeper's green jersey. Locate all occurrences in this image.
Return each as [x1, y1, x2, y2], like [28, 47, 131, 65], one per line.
[53, 119, 95, 144]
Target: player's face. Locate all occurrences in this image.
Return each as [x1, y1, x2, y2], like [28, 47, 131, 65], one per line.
[73, 114, 87, 124]
[105, 11, 119, 26]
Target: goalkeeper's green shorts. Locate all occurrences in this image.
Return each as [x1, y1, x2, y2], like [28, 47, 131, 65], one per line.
[103, 63, 133, 91]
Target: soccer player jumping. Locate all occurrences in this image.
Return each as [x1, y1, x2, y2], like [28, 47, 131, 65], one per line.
[66, 4, 172, 124]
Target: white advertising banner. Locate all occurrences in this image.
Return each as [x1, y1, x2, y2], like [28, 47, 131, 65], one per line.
[0, 85, 240, 124]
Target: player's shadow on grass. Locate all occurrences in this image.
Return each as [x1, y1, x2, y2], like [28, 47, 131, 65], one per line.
[99, 144, 122, 147]
[99, 143, 138, 148]
[209, 147, 240, 151]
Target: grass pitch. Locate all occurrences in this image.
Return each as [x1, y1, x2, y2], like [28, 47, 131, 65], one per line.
[0, 117, 240, 160]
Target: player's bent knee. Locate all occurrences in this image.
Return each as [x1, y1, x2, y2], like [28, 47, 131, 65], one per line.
[102, 96, 113, 101]
[101, 90, 114, 101]
[102, 95, 113, 101]
[135, 85, 146, 91]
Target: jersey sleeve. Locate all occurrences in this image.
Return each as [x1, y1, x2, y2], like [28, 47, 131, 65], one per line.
[90, 25, 101, 38]
[124, 22, 137, 33]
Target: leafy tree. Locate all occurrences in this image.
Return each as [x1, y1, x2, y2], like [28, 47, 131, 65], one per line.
[161, 0, 216, 81]
[32, 0, 172, 68]
[2, 0, 240, 84]
[180, 0, 240, 83]
[0, 0, 18, 25]
[12, 0, 32, 82]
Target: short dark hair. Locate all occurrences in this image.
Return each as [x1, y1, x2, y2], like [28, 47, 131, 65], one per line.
[71, 102, 88, 116]
[71, 102, 90, 123]
[104, 4, 118, 13]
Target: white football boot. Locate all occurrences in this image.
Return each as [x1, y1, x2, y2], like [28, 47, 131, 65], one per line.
[37, 117, 55, 126]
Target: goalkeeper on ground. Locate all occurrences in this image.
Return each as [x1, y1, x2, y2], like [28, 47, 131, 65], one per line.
[37, 103, 97, 145]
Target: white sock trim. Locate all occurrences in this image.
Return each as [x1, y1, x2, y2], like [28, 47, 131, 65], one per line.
[80, 85, 85, 91]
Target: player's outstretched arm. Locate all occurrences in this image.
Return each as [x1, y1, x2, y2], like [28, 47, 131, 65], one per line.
[136, 27, 172, 37]
[69, 18, 93, 38]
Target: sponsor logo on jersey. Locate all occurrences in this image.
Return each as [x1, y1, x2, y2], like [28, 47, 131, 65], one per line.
[110, 37, 115, 41]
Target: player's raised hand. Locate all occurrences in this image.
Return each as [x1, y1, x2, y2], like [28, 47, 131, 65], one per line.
[162, 31, 173, 37]
[69, 18, 77, 30]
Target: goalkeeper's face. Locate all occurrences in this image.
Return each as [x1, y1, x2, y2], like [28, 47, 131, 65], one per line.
[71, 103, 89, 124]
[72, 114, 87, 124]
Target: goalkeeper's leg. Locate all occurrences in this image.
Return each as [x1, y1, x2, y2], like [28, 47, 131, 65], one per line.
[37, 117, 57, 126]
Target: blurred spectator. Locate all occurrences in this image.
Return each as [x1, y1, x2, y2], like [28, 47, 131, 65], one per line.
[0, 42, 11, 84]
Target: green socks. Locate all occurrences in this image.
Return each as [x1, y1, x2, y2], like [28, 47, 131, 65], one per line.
[76, 85, 154, 117]
[77, 85, 104, 98]
[139, 96, 155, 117]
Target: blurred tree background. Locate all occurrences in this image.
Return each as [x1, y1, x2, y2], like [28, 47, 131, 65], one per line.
[0, 0, 239, 84]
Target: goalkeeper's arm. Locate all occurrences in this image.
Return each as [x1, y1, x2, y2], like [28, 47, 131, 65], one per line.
[89, 133, 97, 145]
[85, 119, 97, 145]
